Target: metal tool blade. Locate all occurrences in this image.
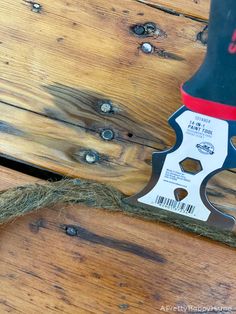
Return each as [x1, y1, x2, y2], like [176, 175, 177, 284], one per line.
[125, 106, 236, 230]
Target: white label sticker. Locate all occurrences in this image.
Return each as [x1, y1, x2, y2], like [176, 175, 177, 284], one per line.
[138, 111, 229, 221]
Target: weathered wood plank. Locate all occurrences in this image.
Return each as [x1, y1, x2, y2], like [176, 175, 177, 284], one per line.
[0, 0, 235, 211]
[0, 102, 153, 195]
[0, 101, 235, 213]
[0, 0, 207, 150]
[136, 0, 210, 20]
[0, 165, 40, 190]
[0, 166, 236, 313]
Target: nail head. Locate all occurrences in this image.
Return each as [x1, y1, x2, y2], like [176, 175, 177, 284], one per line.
[84, 151, 99, 164]
[32, 3, 42, 13]
[66, 226, 77, 236]
[197, 26, 208, 45]
[133, 25, 146, 36]
[100, 101, 113, 114]
[100, 129, 114, 141]
[141, 42, 153, 54]
[145, 23, 156, 33]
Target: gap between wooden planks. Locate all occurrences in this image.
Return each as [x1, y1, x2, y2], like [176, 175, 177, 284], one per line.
[0, 165, 236, 314]
[136, 0, 210, 21]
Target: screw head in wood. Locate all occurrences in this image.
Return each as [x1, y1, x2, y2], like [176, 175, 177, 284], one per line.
[66, 226, 77, 236]
[100, 101, 113, 114]
[141, 42, 153, 54]
[31, 3, 42, 13]
[133, 24, 146, 36]
[100, 129, 114, 141]
[84, 151, 99, 164]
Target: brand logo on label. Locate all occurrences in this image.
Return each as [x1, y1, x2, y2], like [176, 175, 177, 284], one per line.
[196, 142, 215, 155]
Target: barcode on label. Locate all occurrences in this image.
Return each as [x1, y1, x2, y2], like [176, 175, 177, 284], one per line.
[155, 195, 195, 214]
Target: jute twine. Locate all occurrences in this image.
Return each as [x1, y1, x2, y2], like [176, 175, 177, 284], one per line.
[0, 179, 235, 247]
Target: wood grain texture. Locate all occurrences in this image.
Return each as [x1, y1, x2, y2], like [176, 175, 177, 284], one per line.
[207, 171, 236, 215]
[0, 165, 40, 190]
[0, 0, 207, 150]
[0, 0, 235, 211]
[136, 0, 210, 20]
[0, 101, 236, 214]
[0, 166, 236, 313]
[0, 102, 153, 195]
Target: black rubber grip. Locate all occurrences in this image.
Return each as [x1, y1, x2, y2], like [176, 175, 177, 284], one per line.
[183, 0, 236, 107]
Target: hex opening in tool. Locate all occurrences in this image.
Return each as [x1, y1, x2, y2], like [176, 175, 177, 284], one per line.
[179, 157, 203, 175]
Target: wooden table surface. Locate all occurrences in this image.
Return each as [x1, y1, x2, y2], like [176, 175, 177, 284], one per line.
[0, 0, 226, 198]
[0, 166, 235, 313]
[0, 0, 235, 312]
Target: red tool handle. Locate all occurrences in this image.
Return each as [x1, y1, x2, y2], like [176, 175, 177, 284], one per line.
[182, 0, 236, 120]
